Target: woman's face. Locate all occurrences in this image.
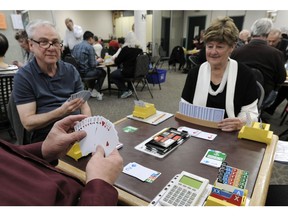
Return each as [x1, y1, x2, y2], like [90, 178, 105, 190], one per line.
[205, 41, 234, 68]
[18, 38, 30, 51]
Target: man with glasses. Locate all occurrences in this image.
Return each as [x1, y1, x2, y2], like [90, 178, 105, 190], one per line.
[13, 19, 91, 144]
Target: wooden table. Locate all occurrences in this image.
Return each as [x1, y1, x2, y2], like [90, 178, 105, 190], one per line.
[57, 116, 278, 206]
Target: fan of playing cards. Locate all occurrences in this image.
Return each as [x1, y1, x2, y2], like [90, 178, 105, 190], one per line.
[67, 90, 91, 102]
[74, 115, 120, 157]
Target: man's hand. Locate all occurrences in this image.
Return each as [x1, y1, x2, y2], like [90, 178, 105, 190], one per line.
[86, 146, 123, 185]
[41, 114, 87, 162]
[60, 98, 85, 115]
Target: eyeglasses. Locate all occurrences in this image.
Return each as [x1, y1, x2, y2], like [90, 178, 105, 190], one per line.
[30, 38, 63, 49]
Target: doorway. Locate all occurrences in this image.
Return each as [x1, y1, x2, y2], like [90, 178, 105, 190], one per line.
[187, 16, 206, 50]
[161, 17, 170, 57]
[230, 16, 244, 31]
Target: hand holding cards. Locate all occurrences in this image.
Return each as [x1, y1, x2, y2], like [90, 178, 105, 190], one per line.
[74, 115, 120, 157]
[67, 90, 91, 102]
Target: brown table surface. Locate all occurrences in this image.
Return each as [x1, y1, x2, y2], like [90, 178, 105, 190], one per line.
[59, 116, 278, 206]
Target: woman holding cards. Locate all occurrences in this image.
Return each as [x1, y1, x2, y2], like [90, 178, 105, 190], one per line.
[181, 17, 259, 132]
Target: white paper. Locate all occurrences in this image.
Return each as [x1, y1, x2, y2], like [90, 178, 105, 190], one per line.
[274, 140, 288, 162]
[10, 14, 24, 29]
[123, 162, 159, 181]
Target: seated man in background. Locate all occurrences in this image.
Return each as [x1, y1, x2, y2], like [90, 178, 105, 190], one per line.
[236, 29, 251, 48]
[182, 17, 259, 132]
[72, 31, 106, 100]
[13, 19, 91, 143]
[13, 30, 34, 68]
[267, 28, 288, 61]
[0, 114, 123, 206]
[231, 18, 286, 103]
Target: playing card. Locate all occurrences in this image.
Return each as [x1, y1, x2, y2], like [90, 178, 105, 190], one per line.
[196, 131, 217, 140]
[75, 116, 98, 156]
[74, 115, 120, 157]
[67, 90, 91, 102]
[177, 126, 201, 137]
[95, 117, 119, 156]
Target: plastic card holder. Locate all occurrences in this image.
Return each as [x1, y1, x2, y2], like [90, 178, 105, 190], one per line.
[134, 127, 190, 158]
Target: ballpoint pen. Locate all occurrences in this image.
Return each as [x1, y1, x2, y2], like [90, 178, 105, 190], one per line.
[152, 113, 166, 123]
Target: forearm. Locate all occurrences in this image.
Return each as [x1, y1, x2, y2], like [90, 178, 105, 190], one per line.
[81, 103, 92, 116]
[22, 107, 65, 131]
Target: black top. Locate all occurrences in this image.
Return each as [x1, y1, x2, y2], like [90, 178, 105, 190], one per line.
[181, 62, 258, 117]
[231, 39, 286, 95]
[115, 46, 143, 77]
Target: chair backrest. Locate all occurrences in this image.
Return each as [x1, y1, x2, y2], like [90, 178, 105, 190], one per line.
[256, 81, 265, 110]
[0, 74, 14, 125]
[134, 53, 150, 78]
[247, 67, 266, 110]
[63, 54, 80, 71]
[249, 67, 264, 87]
[7, 92, 30, 145]
[188, 55, 200, 67]
[150, 55, 160, 72]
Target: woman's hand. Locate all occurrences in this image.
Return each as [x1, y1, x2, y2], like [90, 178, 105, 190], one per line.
[218, 117, 244, 132]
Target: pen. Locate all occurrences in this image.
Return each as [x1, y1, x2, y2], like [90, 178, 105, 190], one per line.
[152, 114, 166, 123]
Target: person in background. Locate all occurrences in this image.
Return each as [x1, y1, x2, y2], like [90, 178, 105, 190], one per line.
[13, 30, 34, 68]
[93, 35, 103, 58]
[108, 36, 120, 56]
[182, 17, 259, 132]
[264, 28, 288, 115]
[231, 18, 286, 102]
[13, 19, 91, 143]
[267, 28, 288, 61]
[110, 31, 142, 99]
[72, 31, 106, 101]
[236, 29, 251, 48]
[0, 33, 18, 70]
[0, 114, 123, 206]
[63, 18, 83, 52]
[112, 37, 125, 60]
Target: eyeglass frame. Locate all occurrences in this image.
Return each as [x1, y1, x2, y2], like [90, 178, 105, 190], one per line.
[30, 38, 63, 49]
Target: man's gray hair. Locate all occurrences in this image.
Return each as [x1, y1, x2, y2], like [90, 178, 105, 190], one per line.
[250, 18, 273, 37]
[26, 19, 57, 39]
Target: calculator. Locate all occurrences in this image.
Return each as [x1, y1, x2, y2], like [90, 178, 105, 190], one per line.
[159, 171, 209, 206]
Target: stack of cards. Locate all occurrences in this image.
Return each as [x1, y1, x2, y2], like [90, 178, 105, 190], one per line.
[74, 115, 120, 156]
[179, 101, 225, 122]
[67, 90, 91, 102]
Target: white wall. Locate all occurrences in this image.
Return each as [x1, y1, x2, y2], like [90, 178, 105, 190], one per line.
[29, 10, 113, 40]
[182, 10, 288, 38]
[2, 10, 288, 64]
[114, 14, 153, 43]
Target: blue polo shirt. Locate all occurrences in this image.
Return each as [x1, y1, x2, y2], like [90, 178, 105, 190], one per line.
[13, 58, 84, 141]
